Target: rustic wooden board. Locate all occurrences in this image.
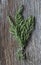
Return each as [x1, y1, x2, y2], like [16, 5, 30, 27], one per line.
[0, 0, 41, 65]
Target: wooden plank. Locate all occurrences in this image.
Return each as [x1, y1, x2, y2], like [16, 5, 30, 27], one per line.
[0, 0, 41, 65]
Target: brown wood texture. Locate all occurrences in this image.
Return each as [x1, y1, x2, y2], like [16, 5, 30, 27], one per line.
[0, 0, 41, 65]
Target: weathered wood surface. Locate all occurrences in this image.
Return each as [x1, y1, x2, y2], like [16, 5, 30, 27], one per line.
[0, 0, 41, 65]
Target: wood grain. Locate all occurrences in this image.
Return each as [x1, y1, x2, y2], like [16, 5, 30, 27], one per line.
[0, 0, 41, 65]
